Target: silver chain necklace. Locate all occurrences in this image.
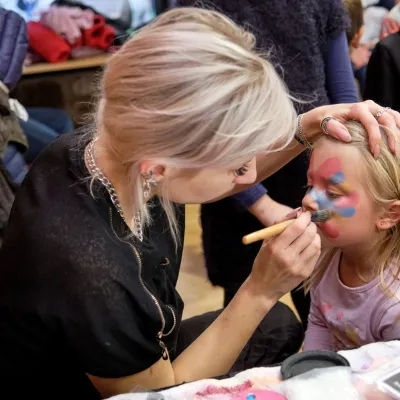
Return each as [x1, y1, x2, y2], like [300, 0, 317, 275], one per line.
[86, 140, 143, 241]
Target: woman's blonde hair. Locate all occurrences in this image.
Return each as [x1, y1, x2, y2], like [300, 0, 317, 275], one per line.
[93, 7, 297, 242]
[305, 121, 400, 294]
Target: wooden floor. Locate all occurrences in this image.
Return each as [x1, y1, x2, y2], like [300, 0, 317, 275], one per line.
[177, 205, 297, 320]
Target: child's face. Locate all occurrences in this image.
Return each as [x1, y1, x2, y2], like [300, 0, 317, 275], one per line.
[302, 140, 379, 249]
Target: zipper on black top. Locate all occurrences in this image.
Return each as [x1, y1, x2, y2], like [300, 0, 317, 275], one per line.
[109, 208, 176, 359]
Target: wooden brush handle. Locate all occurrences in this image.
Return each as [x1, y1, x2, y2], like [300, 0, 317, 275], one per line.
[242, 219, 295, 245]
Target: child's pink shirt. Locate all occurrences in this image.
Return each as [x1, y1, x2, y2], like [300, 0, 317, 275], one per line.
[304, 251, 400, 351]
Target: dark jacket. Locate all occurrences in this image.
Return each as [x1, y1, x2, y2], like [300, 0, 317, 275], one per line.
[0, 8, 29, 247]
[365, 32, 400, 112]
[0, 8, 28, 90]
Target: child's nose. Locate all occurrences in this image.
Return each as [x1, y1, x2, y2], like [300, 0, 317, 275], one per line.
[302, 191, 319, 211]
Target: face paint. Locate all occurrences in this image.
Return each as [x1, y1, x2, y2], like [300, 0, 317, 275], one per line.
[310, 188, 359, 218]
[308, 156, 360, 238]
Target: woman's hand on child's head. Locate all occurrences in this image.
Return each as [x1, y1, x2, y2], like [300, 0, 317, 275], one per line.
[249, 211, 321, 301]
[301, 100, 400, 158]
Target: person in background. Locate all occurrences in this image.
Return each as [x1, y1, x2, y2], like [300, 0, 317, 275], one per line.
[0, 6, 29, 184]
[364, 28, 400, 110]
[361, 0, 400, 44]
[345, 0, 373, 96]
[176, 0, 359, 327]
[0, 4, 74, 180]
[21, 107, 74, 163]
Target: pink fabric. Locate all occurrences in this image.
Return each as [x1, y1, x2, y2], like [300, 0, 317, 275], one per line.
[40, 6, 94, 46]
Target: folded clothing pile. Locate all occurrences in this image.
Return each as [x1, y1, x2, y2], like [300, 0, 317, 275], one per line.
[27, 5, 115, 64]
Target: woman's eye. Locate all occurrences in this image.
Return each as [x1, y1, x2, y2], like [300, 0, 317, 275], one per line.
[326, 190, 342, 200]
[234, 163, 249, 177]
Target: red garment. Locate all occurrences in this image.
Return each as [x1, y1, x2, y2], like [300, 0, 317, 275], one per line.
[81, 15, 115, 50]
[27, 22, 71, 63]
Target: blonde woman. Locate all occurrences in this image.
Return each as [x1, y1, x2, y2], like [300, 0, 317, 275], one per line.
[0, 8, 398, 399]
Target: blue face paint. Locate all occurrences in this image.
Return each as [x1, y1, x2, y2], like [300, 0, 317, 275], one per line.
[310, 188, 334, 210]
[330, 171, 345, 185]
[310, 188, 356, 218]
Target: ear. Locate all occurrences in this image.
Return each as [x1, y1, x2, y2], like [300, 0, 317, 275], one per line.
[377, 201, 400, 231]
[138, 161, 165, 182]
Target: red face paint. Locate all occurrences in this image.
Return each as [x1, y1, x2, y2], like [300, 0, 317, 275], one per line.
[335, 191, 359, 208]
[318, 221, 340, 238]
[310, 156, 342, 185]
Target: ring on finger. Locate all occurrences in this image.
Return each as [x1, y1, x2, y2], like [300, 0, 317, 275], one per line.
[375, 107, 391, 119]
[320, 117, 336, 135]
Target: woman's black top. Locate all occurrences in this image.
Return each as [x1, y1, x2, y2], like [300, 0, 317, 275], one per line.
[0, 129, 185, 398]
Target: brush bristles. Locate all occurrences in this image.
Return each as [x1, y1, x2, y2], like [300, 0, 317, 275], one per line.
[311, 209, 333, 222]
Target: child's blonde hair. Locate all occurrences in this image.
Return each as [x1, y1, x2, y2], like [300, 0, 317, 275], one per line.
[305, 120, 400, 294]
[93, 7, 297, 242]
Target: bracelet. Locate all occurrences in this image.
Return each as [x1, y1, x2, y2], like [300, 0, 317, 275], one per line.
[295, 114, 314, 150]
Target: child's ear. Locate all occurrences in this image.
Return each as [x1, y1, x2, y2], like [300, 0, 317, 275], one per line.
[377, 201, 400, 231]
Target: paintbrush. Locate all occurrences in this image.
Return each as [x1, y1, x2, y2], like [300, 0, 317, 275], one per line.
[242, 209, 333, 245]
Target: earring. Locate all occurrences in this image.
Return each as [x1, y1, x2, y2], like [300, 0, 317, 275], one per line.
[142, 171, 158, 199]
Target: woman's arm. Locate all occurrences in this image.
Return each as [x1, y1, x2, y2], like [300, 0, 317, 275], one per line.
[88, 212, 321, 396]
[233, 183, 267, 209]
[215, 100, 400, 201]
[247, 194, 293, 227]
[325, 32, 360, 104]
[233, 185, 292, 227]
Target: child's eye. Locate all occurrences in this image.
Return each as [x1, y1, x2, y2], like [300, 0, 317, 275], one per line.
[326, 190, 342, 200]
[305, 184, 313, 193]
[234, 163, 250, 177]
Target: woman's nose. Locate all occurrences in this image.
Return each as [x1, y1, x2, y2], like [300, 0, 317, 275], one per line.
[302, 191, 319, 211]
[240, 168, 257, 185]
[235, 158, 257, 185]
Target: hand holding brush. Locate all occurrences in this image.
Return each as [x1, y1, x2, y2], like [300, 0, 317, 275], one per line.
[242, 209, 332, 245]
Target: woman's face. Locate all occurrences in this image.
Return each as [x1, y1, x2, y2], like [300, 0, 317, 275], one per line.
[162, 157, 257, 204]
[301, 140, 380, 249]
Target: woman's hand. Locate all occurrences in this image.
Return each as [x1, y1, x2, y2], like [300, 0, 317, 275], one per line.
[301, 100, 400, 158]
[248, 211, 321, 302]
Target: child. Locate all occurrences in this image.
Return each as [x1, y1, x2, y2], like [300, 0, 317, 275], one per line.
[303, 120, 400, 351]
